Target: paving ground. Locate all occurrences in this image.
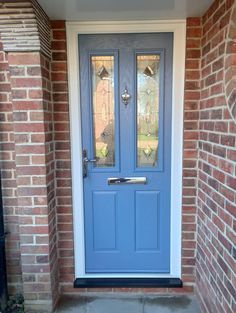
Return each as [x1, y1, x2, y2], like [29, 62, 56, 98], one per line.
[56, 293, 202, 313]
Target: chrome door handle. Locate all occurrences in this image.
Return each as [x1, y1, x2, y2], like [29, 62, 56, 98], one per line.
[83, 157, 97, 163]
[83, 149, 98, 178]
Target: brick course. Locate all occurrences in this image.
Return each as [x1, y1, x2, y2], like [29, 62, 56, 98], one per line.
[0, 0, 51, 58]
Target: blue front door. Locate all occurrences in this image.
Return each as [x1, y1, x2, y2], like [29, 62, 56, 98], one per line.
[79, 33, 173, 273]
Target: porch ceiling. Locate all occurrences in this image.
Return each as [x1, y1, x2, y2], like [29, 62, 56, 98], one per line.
[37, 0, 213, 21]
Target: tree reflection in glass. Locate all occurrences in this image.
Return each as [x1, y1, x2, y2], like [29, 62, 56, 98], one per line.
[137, 55, 160, 167]
[91, 55, 115, 167]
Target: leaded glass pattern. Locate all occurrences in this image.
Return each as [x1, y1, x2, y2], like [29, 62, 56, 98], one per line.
[137, 55, 160, 167]
[91, 55, 115, 167]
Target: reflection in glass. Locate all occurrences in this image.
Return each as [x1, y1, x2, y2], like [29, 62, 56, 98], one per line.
[91, 56, 115, 167]
[137, 55, 160, 167]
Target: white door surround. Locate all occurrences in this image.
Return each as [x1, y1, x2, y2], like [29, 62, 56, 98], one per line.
[66, 20, 186, 279]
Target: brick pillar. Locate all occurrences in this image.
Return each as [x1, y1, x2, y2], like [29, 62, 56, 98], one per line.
[7, 52, 58, 312]
[0, 1, 59, 311]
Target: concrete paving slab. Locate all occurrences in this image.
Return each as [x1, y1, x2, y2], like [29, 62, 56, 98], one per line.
[144, 295, 201, 313]
[56, 294, 202, 313]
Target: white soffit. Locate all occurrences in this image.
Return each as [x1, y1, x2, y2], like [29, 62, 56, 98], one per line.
[38, 0, 213, 21]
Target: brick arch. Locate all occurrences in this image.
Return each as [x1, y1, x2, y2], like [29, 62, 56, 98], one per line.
[224, 1, 236, 122]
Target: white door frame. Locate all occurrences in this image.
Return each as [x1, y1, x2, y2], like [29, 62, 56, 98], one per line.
[66, 20, 186, 279]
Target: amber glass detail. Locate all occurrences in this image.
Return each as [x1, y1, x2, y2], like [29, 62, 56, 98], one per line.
[91, 56, 115, 167]
[137, 55, 160, 167]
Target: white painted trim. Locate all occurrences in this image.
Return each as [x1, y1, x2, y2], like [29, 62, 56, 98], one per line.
[66, 20, 186, 279]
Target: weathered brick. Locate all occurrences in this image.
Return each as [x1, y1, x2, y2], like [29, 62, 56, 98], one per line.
[186, 27, 202, 38]
[27, 66, 41, 76]
[8, 53, 41, 65]
[11, 77, 42, 88]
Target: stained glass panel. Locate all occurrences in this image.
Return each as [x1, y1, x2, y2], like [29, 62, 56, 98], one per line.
[137, 55, 160, 167]
[91, 56, 115, 167]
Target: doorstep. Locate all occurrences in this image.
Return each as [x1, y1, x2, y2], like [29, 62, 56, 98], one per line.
[56, 293, 202, 313]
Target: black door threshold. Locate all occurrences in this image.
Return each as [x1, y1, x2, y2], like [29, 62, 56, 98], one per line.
[74, 277, 182, 288]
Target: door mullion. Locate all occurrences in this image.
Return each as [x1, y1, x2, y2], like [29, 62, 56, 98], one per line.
[119, 48, 135, 174]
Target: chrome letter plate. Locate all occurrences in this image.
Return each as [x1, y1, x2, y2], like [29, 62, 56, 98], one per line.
[108, 177, 147, 185]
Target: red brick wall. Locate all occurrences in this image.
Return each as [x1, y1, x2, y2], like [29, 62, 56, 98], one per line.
[0, 47, 59, 311]
[51, 21, 74, 293]
[0, 41, 22, 295]
[224, 2, 236, 120]
[182, 17, 202, 288]
[40, 53, 59, 307]
[196, 1, 236, 313]
[7, 51, 59, 311]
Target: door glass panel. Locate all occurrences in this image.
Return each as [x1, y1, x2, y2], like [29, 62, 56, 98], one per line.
[91, 55, 115, 167]
[136, 54, 160, 167]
